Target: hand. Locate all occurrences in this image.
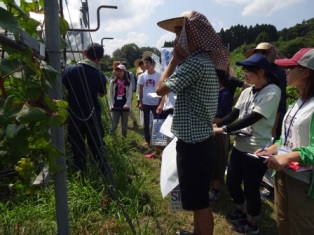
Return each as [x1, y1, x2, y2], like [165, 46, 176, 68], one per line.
[156, 106, 163, 114]
[138, 103, 143, 110]
[172, 43, 187, 65]
[213, 126, 224, 134]
[123, 105, 129, 110]
[264, 155, 289, 171]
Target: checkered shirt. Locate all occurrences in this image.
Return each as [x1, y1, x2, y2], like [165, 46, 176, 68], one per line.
[165, 50, 218, 143]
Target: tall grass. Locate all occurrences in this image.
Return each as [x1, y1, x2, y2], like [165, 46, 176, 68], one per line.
[0, 95, 279, 234]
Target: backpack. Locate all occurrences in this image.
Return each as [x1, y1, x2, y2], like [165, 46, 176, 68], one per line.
[127, 71, 137, 92]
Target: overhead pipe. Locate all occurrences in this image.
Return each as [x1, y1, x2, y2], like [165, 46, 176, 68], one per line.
[67, 5, 117, 32]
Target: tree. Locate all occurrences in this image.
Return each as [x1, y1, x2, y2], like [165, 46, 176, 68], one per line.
[255, 32, 269, 44]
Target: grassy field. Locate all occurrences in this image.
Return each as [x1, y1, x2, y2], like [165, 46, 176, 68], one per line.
[0, 94, 279, 234]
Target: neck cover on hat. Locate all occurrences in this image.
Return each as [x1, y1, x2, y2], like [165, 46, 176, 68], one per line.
[178, 11, 230, 72]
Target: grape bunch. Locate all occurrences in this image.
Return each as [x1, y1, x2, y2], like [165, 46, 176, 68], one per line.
[15, 158, 35, 182]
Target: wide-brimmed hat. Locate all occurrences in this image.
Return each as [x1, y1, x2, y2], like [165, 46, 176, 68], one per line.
[275, 48, 314, 70]
[157, 16, 185, 33]
[157, 11, 230, 72]
[134, 59, 143, 68]
[244, 42, 272, 58]
[142, 51, 153, 60]
[236, 53, 271, 74]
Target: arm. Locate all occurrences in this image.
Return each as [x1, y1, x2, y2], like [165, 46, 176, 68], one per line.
[156, 46, 187, 96]
[108, 81, 114, 109]
[214, 111, 263, 134]
[156, 59, 176, 96]
[138, 84, 144, 109]
[156, 95, 166, 114]
[124, 84, 133, 109]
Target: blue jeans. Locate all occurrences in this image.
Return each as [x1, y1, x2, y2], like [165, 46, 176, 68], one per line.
[226, 147, 267, 217]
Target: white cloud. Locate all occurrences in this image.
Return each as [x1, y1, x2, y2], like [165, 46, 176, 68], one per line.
[98, 31, 149, 56]
[156, 32, 176, 49]
[215, 0, 304, 16]
[62, 0, 165, 56]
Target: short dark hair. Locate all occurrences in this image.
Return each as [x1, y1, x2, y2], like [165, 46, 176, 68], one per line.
[86, 43, 104, 60]
[144, 57, 154, 64]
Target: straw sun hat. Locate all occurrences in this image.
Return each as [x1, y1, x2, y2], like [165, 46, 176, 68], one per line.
[142, 51, 154, 60]
[157, 11, 193, 33]
[134, 59, 143, 68]
[244, 42, 272, 58]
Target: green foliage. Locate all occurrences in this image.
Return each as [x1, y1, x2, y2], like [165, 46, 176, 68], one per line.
[111, 44, 161, 70]
[0, 6, 20, 37]
[0, 2, 69, 191]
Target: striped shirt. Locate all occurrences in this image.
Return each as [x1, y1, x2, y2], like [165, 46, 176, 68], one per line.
[165, 50, 218, 143]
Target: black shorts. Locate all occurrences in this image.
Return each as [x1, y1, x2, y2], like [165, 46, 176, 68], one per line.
[176, 137, 214, 210]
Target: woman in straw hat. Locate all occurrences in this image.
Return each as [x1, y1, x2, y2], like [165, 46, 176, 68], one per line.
[256, 48, 314, 235]
[156, 11, 229, 235]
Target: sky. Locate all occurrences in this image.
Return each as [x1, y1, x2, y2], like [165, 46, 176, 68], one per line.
[3, 0, 314, 57]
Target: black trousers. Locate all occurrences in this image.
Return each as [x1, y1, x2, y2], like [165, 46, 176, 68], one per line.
[142, 104, 158, 144]
[67, 114, 105, 172]
[226, 147, 268, 217]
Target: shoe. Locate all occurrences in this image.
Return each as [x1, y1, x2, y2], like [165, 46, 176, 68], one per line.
[231, 220, 259, 234]
[226, 209, 247, 223]
[144, 152, 155, 158]
[209, 189, 220, 201]
[175, 228, 193, 235]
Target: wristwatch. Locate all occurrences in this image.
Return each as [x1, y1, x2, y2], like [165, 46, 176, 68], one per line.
[222, 125, 228, 133]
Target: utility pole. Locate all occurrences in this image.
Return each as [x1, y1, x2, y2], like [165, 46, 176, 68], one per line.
[44, 0, 69, 234]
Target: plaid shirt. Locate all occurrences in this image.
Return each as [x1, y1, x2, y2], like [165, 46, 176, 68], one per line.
[165, 50, 218, 143]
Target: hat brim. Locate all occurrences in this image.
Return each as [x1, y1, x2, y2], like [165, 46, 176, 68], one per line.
[142, 51, 153, 60]
[244, 49, 268, 58]
[157, 16, 185, 33]
[134, 59, 143, 68]
[274, 59, 299, 67]
[236, 61, 256, 67]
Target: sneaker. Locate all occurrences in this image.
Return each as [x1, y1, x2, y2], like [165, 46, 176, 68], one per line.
[231, 220, 259, 234]
[144, 152, 155, 158]
[175, 228, 193, 235]
[209, 189, 220, 201]
[226, 209, 247, 223]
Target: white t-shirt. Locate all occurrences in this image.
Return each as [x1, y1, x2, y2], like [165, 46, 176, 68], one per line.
[234, 84, 281, 153]
[282, 97, 314, 184]
[138, 71, 161, 105]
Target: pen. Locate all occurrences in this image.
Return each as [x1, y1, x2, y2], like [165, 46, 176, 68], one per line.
[259, 137, 274, 153]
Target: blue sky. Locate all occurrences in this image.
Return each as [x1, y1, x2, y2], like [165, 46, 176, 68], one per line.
[3, 0, 313, 56]
[75, 0, 311, 56]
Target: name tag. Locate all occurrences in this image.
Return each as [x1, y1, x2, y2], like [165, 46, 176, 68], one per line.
[278, 146, 290, 155]
[117, 96, 122, 100]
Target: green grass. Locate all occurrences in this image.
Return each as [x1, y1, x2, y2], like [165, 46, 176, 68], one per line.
[0, 94, 279, 234]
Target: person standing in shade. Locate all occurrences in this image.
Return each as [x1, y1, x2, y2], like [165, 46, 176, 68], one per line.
[156, 11, 229, 235]
[256, 48, 314, 235]
[62, 43, 107, 172]
[209, 69, 233, 201]
[109, 64, 133, 137]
